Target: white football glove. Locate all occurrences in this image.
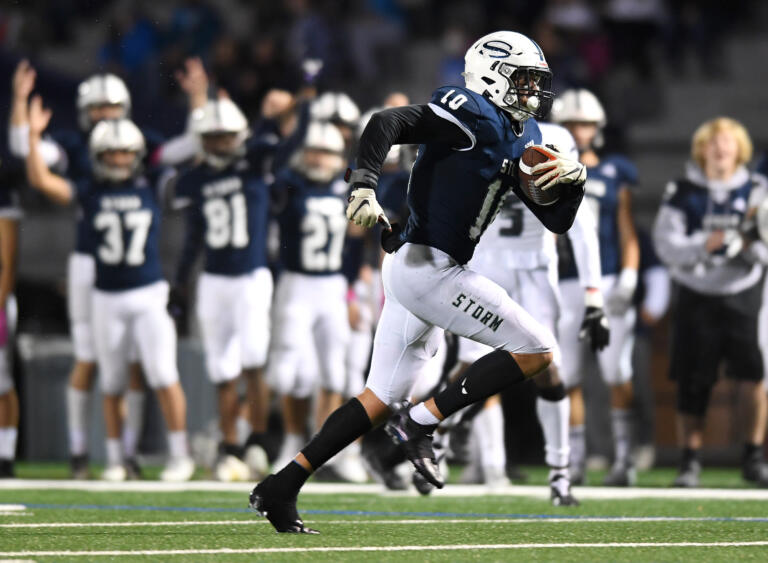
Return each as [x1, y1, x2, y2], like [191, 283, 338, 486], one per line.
[531, 144, 587, 191]
[346, 188, 391, 229]
[605, 268, 638, 316]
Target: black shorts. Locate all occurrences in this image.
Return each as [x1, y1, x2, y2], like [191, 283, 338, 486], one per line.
[670, 281, 764, 414]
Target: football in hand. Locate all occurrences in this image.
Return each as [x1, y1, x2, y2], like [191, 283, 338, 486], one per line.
[517, 146, 562, 206]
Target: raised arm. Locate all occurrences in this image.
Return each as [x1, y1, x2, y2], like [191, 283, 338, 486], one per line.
[154, 58, 211, 166]
[9, 60, 65, 167]
[25, 96, 73, 205]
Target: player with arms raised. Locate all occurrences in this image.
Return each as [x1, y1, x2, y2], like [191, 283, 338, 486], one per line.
[250, 30, 587, 533]
[25, 97, 195, 481]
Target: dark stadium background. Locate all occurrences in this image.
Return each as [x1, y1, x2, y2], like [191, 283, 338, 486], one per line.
[1, 0, 767, 467]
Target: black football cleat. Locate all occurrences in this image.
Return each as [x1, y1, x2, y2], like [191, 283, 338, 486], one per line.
[549, 471, 580, 507]
[70, 454, 91, 480]
[125, 457, 143, 480]
[385, 410, 444, 489]
[249, 475, 319, 534]
[0, 459, 14, 478]
[412, 469, 435, 496]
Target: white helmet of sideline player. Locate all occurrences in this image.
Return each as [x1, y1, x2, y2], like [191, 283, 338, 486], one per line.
[190, 98, 250, 169]
[550, 89, 606, 128]
[292, 120, 346, 183]
[551, 88, 606, 149]
[77, 74, 132, 131]
[89, 118, 146, 182]
[463, 31, 553, 122]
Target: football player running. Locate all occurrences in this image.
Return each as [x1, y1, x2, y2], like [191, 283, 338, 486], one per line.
[552, 89, 641, 486]
[172, 98, 273, 481]
[250, 30, 586, 533]
[8, 59, 205, 479]
[25, 96, 195, 482]
[453, 121, 606, 504]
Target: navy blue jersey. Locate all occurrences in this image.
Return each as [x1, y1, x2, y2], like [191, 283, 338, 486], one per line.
[273, 168, 349, 275]
[559, 154, 637, 280]
[74, 174, 165, 291]
[377, 169, 410, 223]
[756, 153, 768, 177]
[51, 127, 165, 254]
[174, 159, 270, 276]
[664, 176, 753, 252]
[402, 86, 541, 264]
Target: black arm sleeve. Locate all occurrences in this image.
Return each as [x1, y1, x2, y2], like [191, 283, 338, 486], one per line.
[356, 105, 471, 179]
[174, 208, 204, 286]
[511, 181, 585, 235]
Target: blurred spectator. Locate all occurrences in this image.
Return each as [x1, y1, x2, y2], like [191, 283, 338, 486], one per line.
[99, 8, 158, 74]
[653, 117, 768, 488]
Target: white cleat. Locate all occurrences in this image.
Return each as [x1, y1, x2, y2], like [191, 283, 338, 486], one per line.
[482, 465, 510, 490]
[101, 464, 127, 482]
[244, 445, 269, 480]
[160, 456, 195, 482]
[329, 452, 369, 484]
[215, 455, 251, 482]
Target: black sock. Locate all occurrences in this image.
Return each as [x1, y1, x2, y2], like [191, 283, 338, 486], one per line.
[245, 432, 267, 449]
[743, 442, 761, 463]
[220, 442, 244, 459]
[272, 461, 311, 498]
[682, 447, 700, 467]
[434, 350, 526, 418]
[300, 397, 373, 470]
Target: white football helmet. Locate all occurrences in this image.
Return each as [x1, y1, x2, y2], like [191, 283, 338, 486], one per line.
[76, 74, 131, 131]
[292, 120, 346, 183]
[310, 92, 361, 129]
[190, 98, 250, 168]
[550, 88, 606, 127]
[89, 118, 146, 182]
[463, 31, 553, 122]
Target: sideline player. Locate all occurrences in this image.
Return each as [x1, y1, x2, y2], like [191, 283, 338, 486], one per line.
[453, 121, 606, 504]
[172, 97, 273, 481]
[250, 30, 586, 533]
[8, 59, 205, 478]
[25, 97, 195, 481]
[552, 89, 640, 486]
[267, 121, 357, 479]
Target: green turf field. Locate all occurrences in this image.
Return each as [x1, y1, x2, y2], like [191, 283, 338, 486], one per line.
[2, 464, 768, 562]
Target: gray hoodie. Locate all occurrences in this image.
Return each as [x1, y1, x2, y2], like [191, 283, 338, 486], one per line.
[653, 162, 768, 296]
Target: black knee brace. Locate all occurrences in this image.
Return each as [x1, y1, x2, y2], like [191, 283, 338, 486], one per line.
[537, 382, 566, 402]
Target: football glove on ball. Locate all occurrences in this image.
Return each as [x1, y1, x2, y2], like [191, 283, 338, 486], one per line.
[531, 144, 587, 191]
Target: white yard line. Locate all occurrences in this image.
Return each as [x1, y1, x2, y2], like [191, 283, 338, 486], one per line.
[3, 479, 768, 500]
[0, 505, 27, 511]
[3, 516, 768, 529]
[2, 541, 768, 557]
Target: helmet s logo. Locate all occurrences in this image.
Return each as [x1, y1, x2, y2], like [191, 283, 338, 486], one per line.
[480, 40, 519, 59]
